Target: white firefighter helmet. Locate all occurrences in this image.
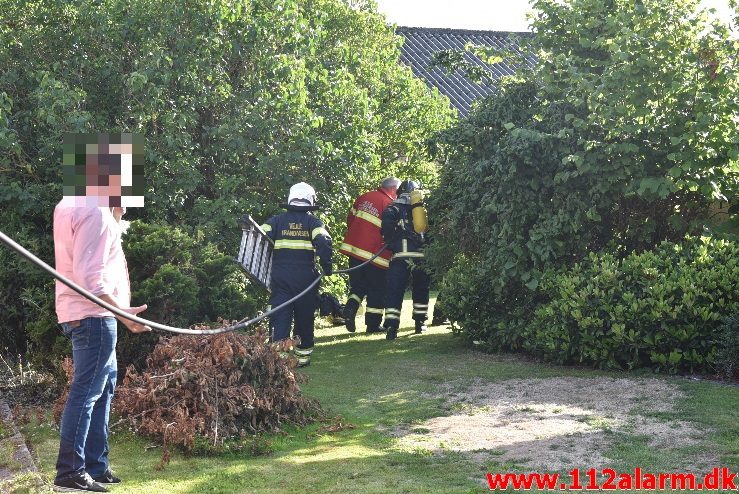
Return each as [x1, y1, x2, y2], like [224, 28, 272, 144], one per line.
[287, 182, 317, 207]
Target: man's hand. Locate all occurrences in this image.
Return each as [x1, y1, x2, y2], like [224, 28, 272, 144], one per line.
[99, 294, 153, 333]
[120, 304, 152, 333]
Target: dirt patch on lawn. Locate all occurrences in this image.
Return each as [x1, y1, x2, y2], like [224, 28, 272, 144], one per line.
[393, 377, 712, 471]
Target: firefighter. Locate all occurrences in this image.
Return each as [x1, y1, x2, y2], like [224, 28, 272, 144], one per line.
[339, 177, 400, 333]
[261, 182, 332, 367]
[381, 180, 430, 340]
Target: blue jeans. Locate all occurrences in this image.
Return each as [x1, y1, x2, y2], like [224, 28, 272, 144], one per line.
[55, 317, 117, 481]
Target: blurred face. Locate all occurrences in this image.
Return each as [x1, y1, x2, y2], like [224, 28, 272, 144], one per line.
[85, 143, 132, 205]
[63, 133, 145, 208]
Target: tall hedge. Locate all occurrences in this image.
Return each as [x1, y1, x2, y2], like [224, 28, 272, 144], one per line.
[428, 0, 739, 371]
[0, 0, 454, 361]
[529, 237, 739, 372]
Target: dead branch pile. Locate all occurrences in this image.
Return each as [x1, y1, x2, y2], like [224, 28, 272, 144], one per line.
[113, 330, 320, 453]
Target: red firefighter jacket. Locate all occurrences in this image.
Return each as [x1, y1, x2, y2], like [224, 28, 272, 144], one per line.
[339, 188, 395, 269]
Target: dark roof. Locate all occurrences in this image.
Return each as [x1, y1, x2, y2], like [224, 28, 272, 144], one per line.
[396, 26, 536, 117]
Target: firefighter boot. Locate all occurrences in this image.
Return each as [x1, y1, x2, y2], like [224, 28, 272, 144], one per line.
[414, 321, 427, 334]
[343, 303, 357, 333]
[386, 328, 398, 340]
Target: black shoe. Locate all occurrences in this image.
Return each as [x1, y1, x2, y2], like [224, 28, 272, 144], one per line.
[54, 472, 109, 492]
[415, 322, 427, 334]
[366, 326, 384, 333]
[386, 328, 397, 340]
[92, 470, 121, 484]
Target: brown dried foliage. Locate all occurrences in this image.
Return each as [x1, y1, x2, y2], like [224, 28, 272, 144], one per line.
[53, 357, 74, 424]
[112, 329, 320, 458]
[12, 404, 29, 426]
[34, 407, 46, 425]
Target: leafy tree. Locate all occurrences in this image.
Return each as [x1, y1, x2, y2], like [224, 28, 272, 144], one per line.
[0, 0, 453, 359]
[428, 0, 739, 365]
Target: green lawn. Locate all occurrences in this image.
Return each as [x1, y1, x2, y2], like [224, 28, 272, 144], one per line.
[17, 296, 739, 493]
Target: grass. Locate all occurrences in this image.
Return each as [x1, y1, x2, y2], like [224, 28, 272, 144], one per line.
[15, 295, 739, 493]
[0, 420, 9, 440]
[0, 441, 21, 470]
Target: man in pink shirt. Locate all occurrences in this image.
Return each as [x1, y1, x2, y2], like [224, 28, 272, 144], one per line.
[54, 134, 150, 493]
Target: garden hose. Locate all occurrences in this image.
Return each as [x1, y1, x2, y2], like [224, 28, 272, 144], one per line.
[0, 229, 386, 335]
[333, 244, 388, 274]
[229, 244, 388, 324]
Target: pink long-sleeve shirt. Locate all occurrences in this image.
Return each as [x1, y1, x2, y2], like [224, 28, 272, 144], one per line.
[53, 201, 131, 323]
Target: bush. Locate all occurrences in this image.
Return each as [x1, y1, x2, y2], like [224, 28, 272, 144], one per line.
[117, 221, 264, 372]
[426, 0, 739, 373]
[437, 255, 536, 351]
[0, 216, 61, 360]
[714, 314, 739, 379]
[527, 237, 739, 372]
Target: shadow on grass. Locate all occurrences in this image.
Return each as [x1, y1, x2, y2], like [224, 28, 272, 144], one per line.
[22, 295, 739, 493]
[172, 446, 481, 494]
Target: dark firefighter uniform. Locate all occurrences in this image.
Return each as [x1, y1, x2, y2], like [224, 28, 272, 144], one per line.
[261, 207, 332, 366]
[339, 187, 395, 332]
[381, 183, 430, 339]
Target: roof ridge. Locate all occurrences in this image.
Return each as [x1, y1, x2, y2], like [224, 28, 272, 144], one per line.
[395, 26, 532, 36]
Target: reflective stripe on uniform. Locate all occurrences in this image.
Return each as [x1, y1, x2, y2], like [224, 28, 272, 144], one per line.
[274, 239, 314, 250]
[295, 347, 313, 366]
[413, 304, 428, 316]
[261, 224, 272, 232]
[365, 307, 384, 315]
[384, 307, 400, 320]
[349, 294, 362, 304]
[354, 210, 382, 227]
[339, 242, 390, 268]
[311, 227, 329, 239]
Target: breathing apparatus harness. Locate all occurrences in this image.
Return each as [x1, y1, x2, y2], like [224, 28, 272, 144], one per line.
[388, 189, 429, 247]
